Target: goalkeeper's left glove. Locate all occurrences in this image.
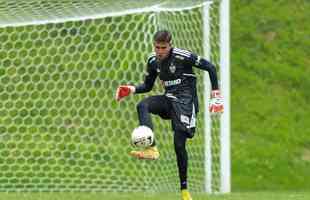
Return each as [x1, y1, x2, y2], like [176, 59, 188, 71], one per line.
[209, 89, 224, 114]
[115, 85, 135, 101]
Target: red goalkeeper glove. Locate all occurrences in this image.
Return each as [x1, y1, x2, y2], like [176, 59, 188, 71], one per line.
[115, 85, 135, 101]
[209, 90, 224, 114]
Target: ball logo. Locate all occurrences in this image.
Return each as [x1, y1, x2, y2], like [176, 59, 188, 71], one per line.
[131, 126, 154, 147]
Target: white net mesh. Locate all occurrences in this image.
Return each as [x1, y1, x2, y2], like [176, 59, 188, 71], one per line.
[0, 0, 222, 193]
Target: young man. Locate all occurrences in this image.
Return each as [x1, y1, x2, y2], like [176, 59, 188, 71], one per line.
[115, 30, 223, 200]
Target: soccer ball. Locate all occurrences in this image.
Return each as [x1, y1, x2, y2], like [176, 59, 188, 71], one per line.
[131, 126, 154, 147]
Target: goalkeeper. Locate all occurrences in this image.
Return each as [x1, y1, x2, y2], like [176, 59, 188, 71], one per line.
[115, 30, 223, 200]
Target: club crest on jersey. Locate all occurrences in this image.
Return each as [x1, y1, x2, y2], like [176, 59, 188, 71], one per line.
[169, 63, 176, 73]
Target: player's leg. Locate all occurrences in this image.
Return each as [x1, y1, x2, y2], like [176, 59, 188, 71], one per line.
[136, 95, 171, 130]
[170, 108, 193, 200]
[173, 129, 193, 200]
[130, 95, 171, 160]
[174, 130, 188, 190]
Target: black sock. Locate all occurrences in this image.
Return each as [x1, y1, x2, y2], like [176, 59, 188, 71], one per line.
[174, 130, 188, 191]
[181, 181, 187, 190]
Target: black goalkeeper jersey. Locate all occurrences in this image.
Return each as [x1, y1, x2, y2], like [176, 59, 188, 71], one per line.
[135, 47, 219, 133]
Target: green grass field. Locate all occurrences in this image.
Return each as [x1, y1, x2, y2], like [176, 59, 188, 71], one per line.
[0, 192, 309, 200]
[231, 0, 310, 191]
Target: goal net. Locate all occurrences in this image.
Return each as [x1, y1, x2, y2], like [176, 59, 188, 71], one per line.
[0, 0, 230, 193]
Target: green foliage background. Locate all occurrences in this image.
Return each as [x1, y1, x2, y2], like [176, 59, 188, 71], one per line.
[231, 0, 310, 191]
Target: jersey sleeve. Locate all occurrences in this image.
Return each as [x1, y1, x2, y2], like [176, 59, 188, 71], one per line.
[188, 53, 219, 90]
[134, 56, 158, 94]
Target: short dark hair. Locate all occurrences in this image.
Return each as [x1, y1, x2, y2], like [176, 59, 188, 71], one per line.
[153, 30, 172, 43]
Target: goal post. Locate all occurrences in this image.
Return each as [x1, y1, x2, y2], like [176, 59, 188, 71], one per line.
[203, 0, 231, 193]
[0, 0, 230, 193]
[219, 0, 231, 194]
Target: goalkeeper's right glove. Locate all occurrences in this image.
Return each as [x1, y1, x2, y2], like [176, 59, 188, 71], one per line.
[115, 85, 135, 101]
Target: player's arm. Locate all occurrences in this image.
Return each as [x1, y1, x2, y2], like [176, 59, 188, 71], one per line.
[192, 55, 219, 90]
[134, 62, 157, 94]
[115, 57, 157, 101]
[190, 54, 224, 113]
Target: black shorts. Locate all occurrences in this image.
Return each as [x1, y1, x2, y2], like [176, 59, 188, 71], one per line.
[142, 95, 196, 138]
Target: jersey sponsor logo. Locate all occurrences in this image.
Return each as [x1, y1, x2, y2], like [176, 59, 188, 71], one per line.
[164, 78, 181, 87]
[169, 63, 176, 73]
